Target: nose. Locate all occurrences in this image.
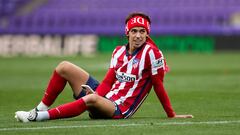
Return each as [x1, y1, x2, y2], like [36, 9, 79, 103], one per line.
[136, 32, 141, 38]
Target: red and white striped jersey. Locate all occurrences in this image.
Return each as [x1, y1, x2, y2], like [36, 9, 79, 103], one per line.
[96, 42, 175, 118]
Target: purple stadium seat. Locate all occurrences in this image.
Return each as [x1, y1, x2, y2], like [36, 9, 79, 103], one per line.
[1, 0, 240, 35]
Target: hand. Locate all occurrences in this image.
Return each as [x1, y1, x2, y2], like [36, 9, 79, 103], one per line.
[171, 114, 194, 118]
[81, 85, 95, 95]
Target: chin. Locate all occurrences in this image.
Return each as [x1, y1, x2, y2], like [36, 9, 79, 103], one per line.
[135, 43, 143, 47]
[133, 45, 141, 48]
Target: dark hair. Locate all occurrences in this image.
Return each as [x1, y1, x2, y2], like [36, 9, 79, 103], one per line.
[125, 12, 151, 24]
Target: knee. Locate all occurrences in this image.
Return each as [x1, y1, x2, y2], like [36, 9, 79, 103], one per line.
[56, 61, 73, 75]
[83, 94, 99, 106]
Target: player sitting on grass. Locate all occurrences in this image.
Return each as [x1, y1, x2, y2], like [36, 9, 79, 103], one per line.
[15, 12, 193, 122]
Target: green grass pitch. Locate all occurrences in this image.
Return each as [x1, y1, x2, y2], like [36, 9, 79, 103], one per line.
[0, 52, 239, 135]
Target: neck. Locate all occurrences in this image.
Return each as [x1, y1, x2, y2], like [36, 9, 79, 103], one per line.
[127, 43, 145, 55]
[128, 45, 135, 54]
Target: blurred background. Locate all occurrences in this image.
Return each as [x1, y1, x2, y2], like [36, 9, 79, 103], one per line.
[1, 1, 240, 132]
[0, 0, 240, 56]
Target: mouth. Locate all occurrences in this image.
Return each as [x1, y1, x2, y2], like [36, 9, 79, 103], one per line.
[134, 40, 142, 45]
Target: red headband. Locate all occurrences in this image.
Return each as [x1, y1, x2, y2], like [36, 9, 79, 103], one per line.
[125, 16, 150, 35]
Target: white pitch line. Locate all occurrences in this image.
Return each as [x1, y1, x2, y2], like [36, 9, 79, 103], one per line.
[1, 120, 240, 131]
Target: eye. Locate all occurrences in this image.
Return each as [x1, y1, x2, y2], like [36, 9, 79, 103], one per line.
[130, 29, 137, 33]
[140, 29, 146, 33]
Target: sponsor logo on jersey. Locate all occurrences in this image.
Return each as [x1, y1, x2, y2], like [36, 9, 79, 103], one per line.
[153, 58, 164, 68]
[116, 71, 136, 82]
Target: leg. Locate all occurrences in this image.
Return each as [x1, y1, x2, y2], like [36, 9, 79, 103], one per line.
[48, 94, 115, 120]
[55, 61, 90, 96]
[39, 61, 90, 110]
[15, 61, 97, 122]
[83, 94, 116, 118]
[15, 94, 116, 122]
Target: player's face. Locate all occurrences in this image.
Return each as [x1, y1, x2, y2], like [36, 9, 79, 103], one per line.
[128, 27, 148, 53]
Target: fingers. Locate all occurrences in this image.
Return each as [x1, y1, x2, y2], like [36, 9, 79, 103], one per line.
[172, 114, 194, 118]
[184, 115, 194, 118]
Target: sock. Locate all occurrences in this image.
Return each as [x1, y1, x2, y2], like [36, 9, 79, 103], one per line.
[36, 101, 49, 111]
[36, 111, 50, 121]
[48, 98, 87, 120]
[42, 70, 67, 106]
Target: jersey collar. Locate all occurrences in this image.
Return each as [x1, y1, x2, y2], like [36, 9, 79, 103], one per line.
[125, 42, 146, 57]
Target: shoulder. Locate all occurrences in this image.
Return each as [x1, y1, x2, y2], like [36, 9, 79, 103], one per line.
[112, 45, 126, 53]
[111, 45, 126, 59]
[114, 45, 124, 50]
[145, 43, 164, 58]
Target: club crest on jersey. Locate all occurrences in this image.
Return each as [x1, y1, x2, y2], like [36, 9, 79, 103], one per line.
[116, 71, 136, 82]
[153, 58, 164, 68]
[132, 58, 140, 69]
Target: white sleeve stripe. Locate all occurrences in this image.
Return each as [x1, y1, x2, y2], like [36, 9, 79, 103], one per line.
[149, 49, 158, 75]
[111, 46, 126, 68]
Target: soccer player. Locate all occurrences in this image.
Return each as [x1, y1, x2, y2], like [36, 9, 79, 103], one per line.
[15, 12, 193, 122]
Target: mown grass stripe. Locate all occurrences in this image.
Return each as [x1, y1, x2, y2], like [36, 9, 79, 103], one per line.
[1, 120, 240, 131]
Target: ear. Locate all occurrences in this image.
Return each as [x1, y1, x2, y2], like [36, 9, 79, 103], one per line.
[126, 35, 129, 40]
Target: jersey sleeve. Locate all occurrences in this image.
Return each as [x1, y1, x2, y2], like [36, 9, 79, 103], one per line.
[95, 48, 117, 96]
[95, 68, 115, 96]
[148, 48, 176, 117]
[148, 49, 166, 79]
